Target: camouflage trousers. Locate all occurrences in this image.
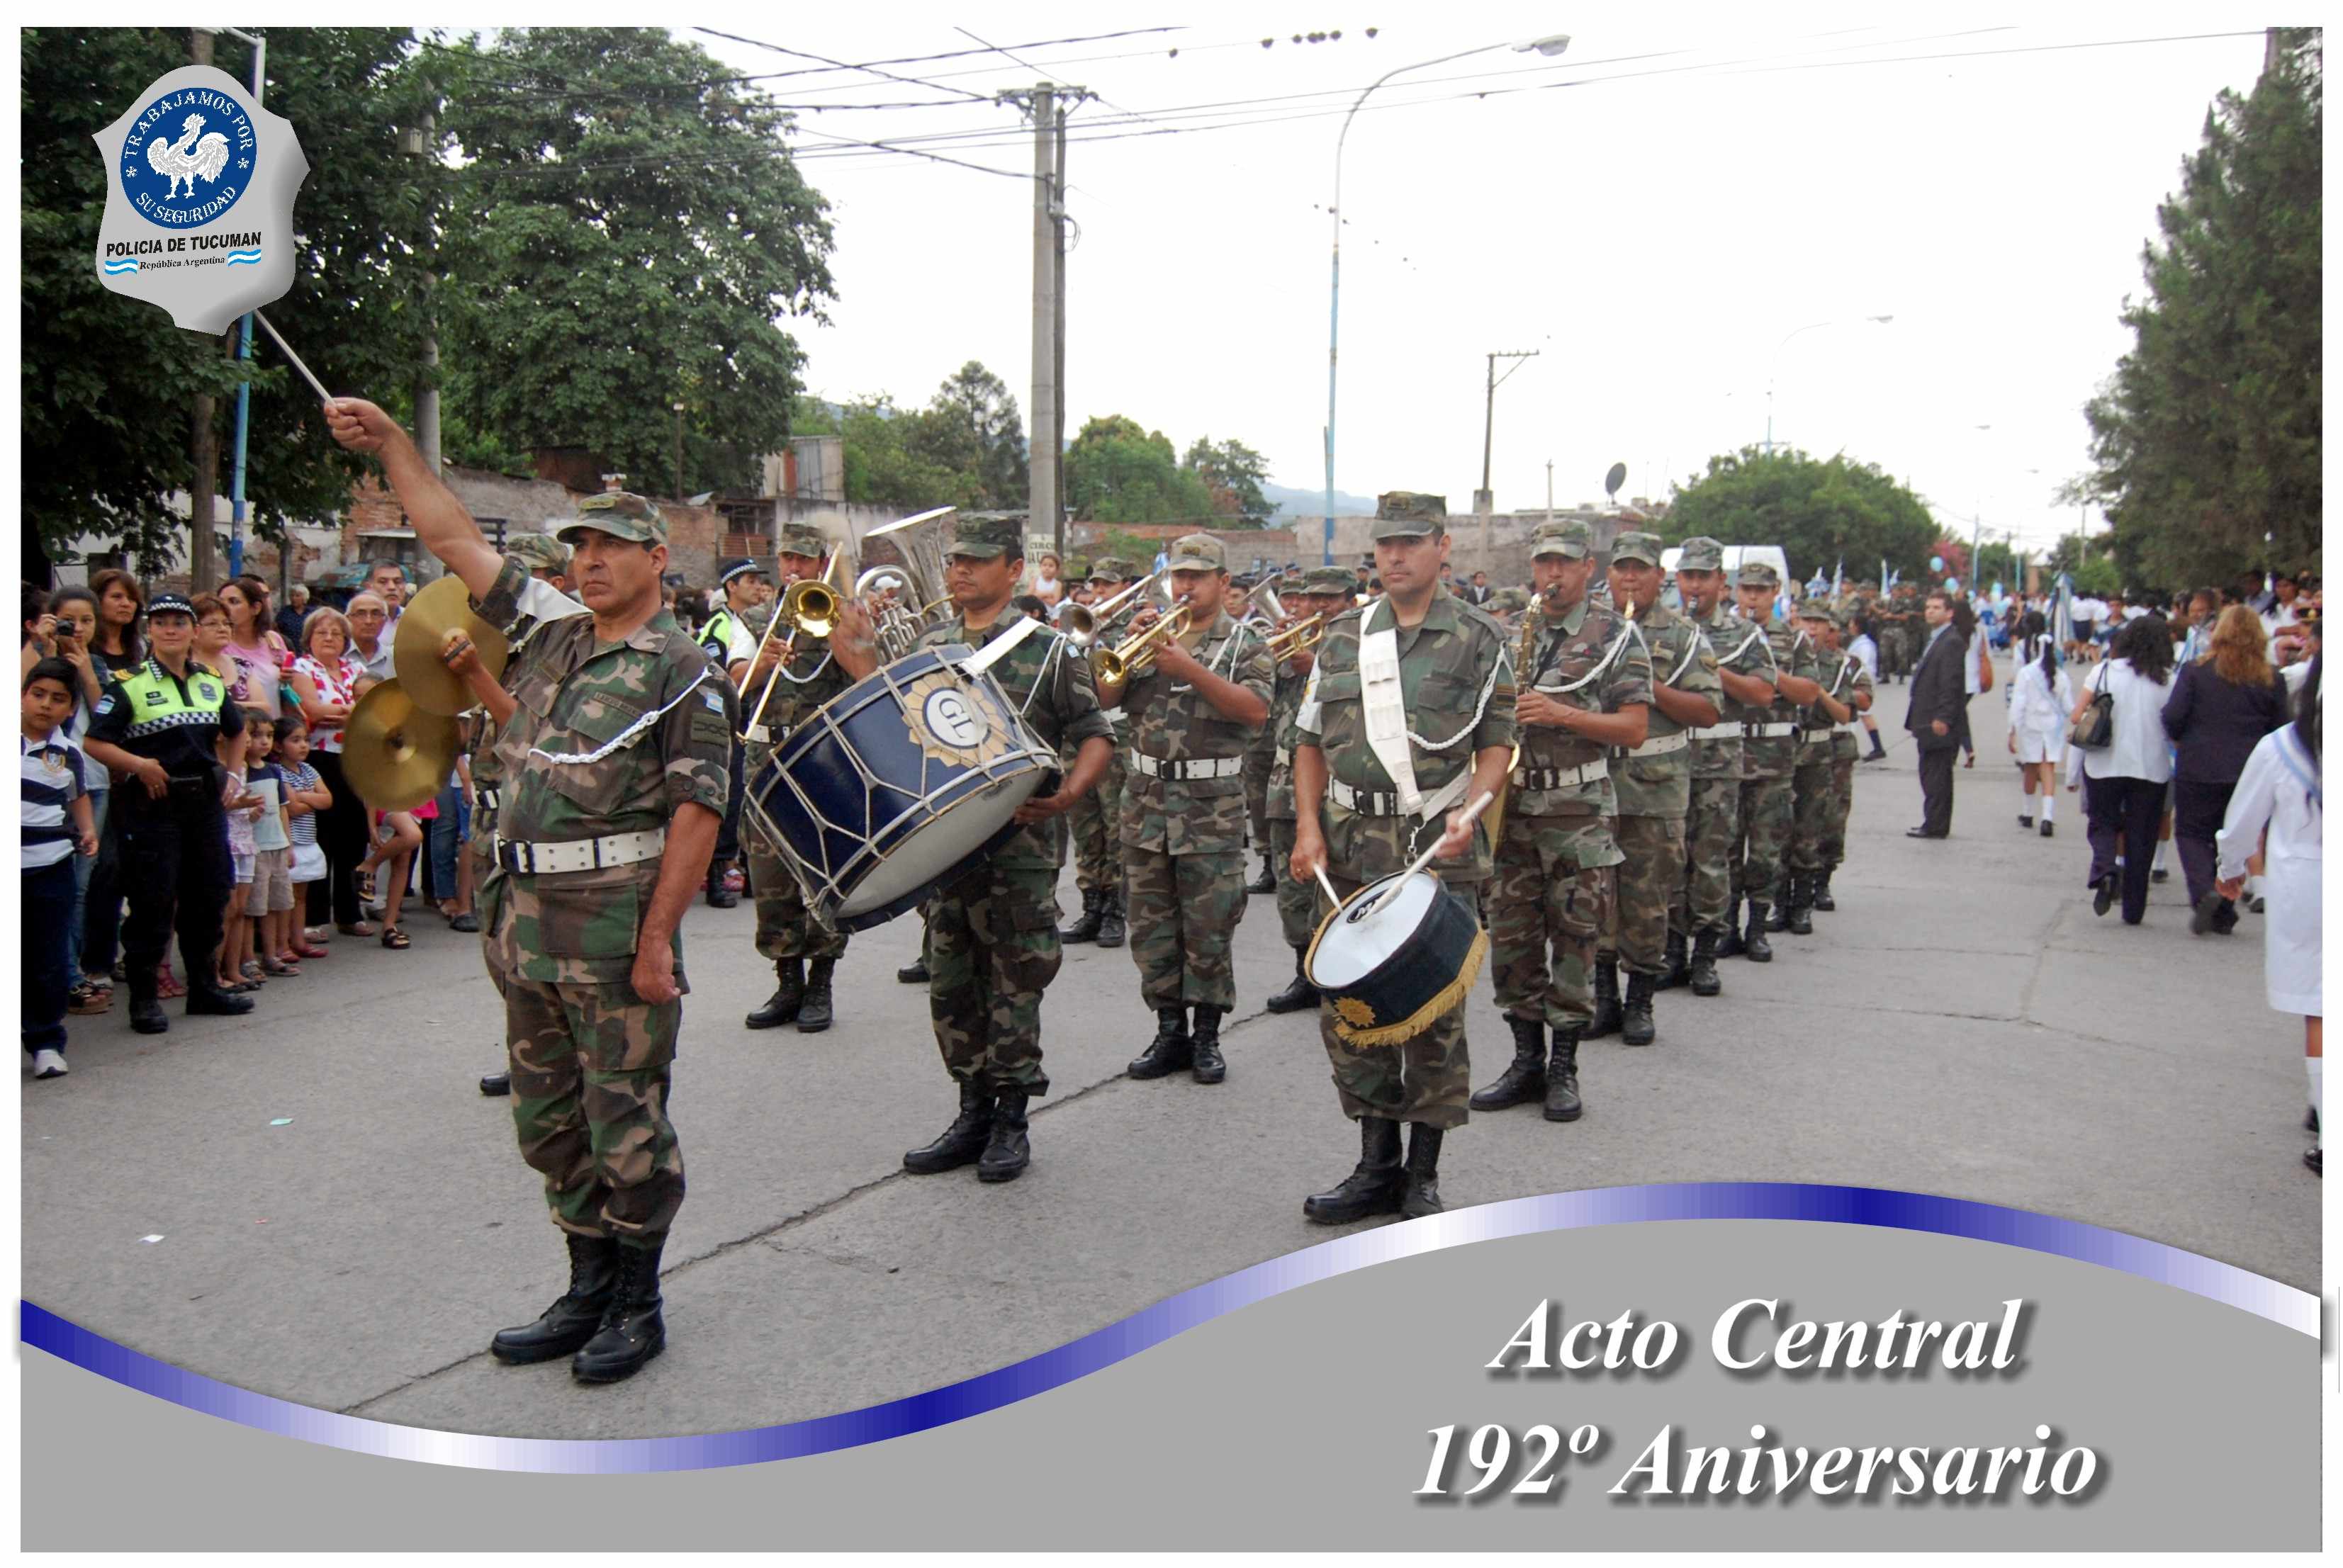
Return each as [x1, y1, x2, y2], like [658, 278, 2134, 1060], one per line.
[504, 975, 685, 1246]
[923, 864, 1063, 1095]
[1672, 775, 1741, 937]
[1066, 741, 1128, 895]
[1789, 756, 1836, 874]
[1731, 772, 1794, 908]
[1600, 812, 1687, 975]
[1125, 845, 1247, 1009]
[1269, 817, 1321, 950]
[1318, 867, 1472, 1130]
[1824, 755, 1856, 869]
[746, 823, 848, 964]
[1243, 738, 1274, 853]
[1490, 812, 1621, 1031]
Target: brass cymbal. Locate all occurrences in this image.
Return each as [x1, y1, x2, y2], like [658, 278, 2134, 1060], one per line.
[393, 575, 508, 716]
[342, 679, 461, 813]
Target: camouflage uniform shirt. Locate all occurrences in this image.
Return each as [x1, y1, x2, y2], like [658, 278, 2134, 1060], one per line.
[1759, 619, 1826, 775]
[1694, 604, 1780, 781]
[1612, 600, 1720, 820]
[1512, 595, 1653, 818]
[1263, 659, 1310, 822]
[1118, 609, 1274, 856]
[1810, 648, 1876, 762]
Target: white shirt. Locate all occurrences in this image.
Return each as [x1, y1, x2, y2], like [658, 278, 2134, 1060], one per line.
[2073, 597, 2106, 624]
[1847, 633, 1879, 682]
[2261, 603, 2298, 640]
[2006, 657, 2075, 742]
[2218, 724, 2321, 879]
[2079, 658, 2175, 783]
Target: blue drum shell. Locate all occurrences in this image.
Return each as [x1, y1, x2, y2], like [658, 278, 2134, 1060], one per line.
[1304, 873, 1480, 1034]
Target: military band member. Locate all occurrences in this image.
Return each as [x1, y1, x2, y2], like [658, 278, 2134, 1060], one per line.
[1721, 561, 1824, 960]
[697, 556, 768, 910]
[1262, 566, 1358, 1013]
[1103, 534, 1273, 1086]
[1591, 531, 1719, 1047]
[1471, 519, 1652, 1124]
[1237, 577, 1284, 896]
[1794, 603, 1872, 915]
[1291, 492, 1515, 1222]
[1060, 555, 1140, 950]
[329, 398, 734, 1386]
[1668, 538, 1772, 998]
[831, 516, 1114, 1182]
[739, 523, 855, 1034]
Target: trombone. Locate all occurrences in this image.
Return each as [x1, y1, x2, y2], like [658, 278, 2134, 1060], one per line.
[738, 544, 843, 743]
[1094, 594, 1193, 687]
[1060, 571, 1159, 649]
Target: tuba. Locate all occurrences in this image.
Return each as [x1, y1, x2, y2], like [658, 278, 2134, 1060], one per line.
[857, 505, 957, 660]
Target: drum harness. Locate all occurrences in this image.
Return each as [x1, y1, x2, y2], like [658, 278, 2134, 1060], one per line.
[1687, 622, 1789, 743]
[1614, 620, 1703, 762]
[1333, 604, 1515, 858]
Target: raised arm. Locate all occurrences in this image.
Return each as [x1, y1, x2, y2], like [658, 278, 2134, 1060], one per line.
[323, 399, 505, 601]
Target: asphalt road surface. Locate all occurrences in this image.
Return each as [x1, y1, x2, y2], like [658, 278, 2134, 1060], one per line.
[22, 669, 2316, 1438]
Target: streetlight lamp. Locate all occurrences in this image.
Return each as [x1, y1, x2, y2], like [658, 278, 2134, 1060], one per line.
[1322, 31, 1571, 563]
[1763, 314, 1893, 456]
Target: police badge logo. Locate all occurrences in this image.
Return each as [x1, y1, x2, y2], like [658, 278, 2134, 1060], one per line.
[91, 65, 309, 332]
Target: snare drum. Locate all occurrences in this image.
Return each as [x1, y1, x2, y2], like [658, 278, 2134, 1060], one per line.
[1305, 870, 1488, 1046]
[746, 645, 1057, 932]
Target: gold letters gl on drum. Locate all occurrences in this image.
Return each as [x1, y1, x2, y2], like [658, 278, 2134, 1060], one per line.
[899, 667, 1017, 768]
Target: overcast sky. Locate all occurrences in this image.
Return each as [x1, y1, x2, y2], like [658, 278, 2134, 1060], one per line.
[686, 3, 2273, 559]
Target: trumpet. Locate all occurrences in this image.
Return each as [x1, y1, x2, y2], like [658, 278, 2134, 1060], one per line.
[775, 546, 848, 639]
[1094, 598, 1193, 687]
[1060, 572, 1159, 648]
[1264, 614, 1325, 658]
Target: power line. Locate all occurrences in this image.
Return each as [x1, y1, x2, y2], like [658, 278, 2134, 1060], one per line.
[692, 26, 1003, 104]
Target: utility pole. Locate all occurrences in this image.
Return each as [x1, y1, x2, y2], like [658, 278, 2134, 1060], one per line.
[412, 98, 440, 476]
[1052, 106, 1068, 552]
[673, 402, 687, 500]
[1545, 459, 1554, 521]
[187, 28, 220, 594]
[1476, 349, 1538, 517]
[999, 83, 1084, 560]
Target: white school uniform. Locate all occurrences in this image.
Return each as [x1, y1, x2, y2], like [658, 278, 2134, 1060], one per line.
[2218, 725, 2322, 1017]
[2005, 656, 2075, 765]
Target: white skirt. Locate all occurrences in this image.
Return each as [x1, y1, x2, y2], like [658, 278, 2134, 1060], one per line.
[2014, 731, 2063, 765]
[2262, 857, 2322, 1017]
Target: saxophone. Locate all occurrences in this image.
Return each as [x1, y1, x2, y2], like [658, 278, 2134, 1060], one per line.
[1489, 598, 1546, 843]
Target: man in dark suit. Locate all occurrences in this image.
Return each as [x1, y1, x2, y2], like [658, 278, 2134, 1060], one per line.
[1904, 590, 1968, 837]
[1463, 570, 1495, 607]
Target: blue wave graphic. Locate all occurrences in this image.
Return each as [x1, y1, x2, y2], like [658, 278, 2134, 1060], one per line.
[17, 1183, 2318, 1473]
[223, 249, 262, 266]
[101, 259, 140, 273]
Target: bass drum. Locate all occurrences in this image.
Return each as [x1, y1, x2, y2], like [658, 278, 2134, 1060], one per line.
[1305, 870, 1488, 1046]
[746, 644, 1057, 932]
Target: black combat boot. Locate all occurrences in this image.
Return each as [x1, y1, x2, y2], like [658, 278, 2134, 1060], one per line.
[794, 957, 836, 1032]
[978, 1090, 1031, 1182]
[1126, 1006, 1192, 1078]
[571, 1239, 665, 1383]
[1094, 887, 1128, 949]
[492, 1233, 620, 1364]
[1656, 927, 1690, 991]
[1544, 1029, 1584, 1122]
[1810, 869, 1836, 911]
[1688, 927, 1724, 997]
[904, 1081, 993, 1173]
[1785, 879, 1814, 936]
[1586, 961, 1623, 1039]
[897, 955, 931, 984]
[1716, 897, 1746, 958]
[1398, 1124, 1445, 1219]
[1302, 1116, 1405, 1224]
[1470, 1015, 1548, 1110]
[703, 862, 738, 910]
[1246, 854, 1277, 895]
[1060, 888, 1105, 944]
[1743, 901, 1775, 962]
[128, 970, 168, 1035]
[480, 1070, 511, 1096]
[1621, 971, 1657, 1047]
[1189, 1004, 1227, 1085]
[185, 978, 255, 1017]
[1264, 946, 1319, 1013]
[744, 958, 804, 1029]
[1765, 884, 1792, 932]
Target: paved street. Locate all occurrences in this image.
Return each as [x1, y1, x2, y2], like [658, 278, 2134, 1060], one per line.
[22, 669, 2316, 1439]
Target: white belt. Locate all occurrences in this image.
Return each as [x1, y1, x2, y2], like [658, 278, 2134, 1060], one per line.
[1274, 745, 1293, 767]
[1510, 759, 1609, 790]
[1131, 752, 1244, 781]
[1690, 723, 1744, 742]
[1099, 707, 1127, 726]
[1745, 721, 1799, 738]
[1329, 774, 1469, 820]
[495, 828, 667, 876]
[1616, 732, 1688, 759]
[475, 786, 501, 812]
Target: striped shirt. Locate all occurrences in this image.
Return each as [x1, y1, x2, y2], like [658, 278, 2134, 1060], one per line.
[281, 760, 322, 847]
[22, 733, 89, 872]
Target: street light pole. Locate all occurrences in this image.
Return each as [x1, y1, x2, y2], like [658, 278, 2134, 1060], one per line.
[1324, 32, 1569, 563]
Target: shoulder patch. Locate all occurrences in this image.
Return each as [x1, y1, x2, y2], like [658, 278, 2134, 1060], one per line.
[701, 690, 725, 714]
[94, 694, 116, 716]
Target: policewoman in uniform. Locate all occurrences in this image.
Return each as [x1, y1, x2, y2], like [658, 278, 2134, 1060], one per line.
[1290, 492, 1515, 1222]
[328, 397, 734, 1387]
[697, 556, 766, 910]
[82, 592, 255, 1034]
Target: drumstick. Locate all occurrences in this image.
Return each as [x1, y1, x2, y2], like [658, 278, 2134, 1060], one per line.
[1313, 864, 1342, 908]
[1358, 790, 1497, 919]
[254, 310, 332, 405]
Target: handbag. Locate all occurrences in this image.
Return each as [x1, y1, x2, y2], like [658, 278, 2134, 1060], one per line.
[2067, 664, 2113, 750]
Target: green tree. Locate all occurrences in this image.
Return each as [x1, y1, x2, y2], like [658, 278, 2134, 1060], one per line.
[22, 26, 433, 573]
[916, 361, 1027, 509]
[792, 394, 980, 509]
[1064, 414, 1215, 525]
[2074, 30, 2321, 584]
[1663, 446, 1942, 584]
[433, 28, 835, 495]
[1181, 435, 1272, 524]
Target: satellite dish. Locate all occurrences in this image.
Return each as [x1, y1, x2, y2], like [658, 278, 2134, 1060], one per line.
[1604, 462, 1627, 500]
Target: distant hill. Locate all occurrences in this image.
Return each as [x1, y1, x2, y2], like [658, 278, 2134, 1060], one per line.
[1264, 480, 1378, 519]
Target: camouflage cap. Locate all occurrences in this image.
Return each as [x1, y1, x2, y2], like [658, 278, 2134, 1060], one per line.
[1087, 555, 1137, 584]
[776, 522, 827, 558]
[1164, 533, 1227, 573]
[1798, 601, 1842, 629]
[1488, 587, 1532, 614]
[559, 490, 666, 546]
[1612, 530, 1664, 568]
[947, 515, 1024, 560]
[1531, 518, 1595, 560]
[1373, 491, 1446, 536]
[507, 533, 569, 574]
[1300, 565, 1356, 597]
[1676, 536, 1726, 573]
[1736, 560, 1782, 589]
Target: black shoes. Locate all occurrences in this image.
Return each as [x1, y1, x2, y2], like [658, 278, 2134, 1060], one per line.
[480, 1070, 511, 1097]
[1865, 739, 1888, 760]
[2191, 893, 2238, 936]
[1303, 1116, 1405, 1224]
[745, 958, 804, 1028]
[2041, 820, 2055, 838]
[795, 958, 836, 1032]
[1716, 898, 1746, 959]
[1127, 1007, 1193, 1078]
[897, 956, 930, 984]
[571, 1239, 666, 1383]
[186, 984, 256, 1017]
[979, 1091, 1030, 1182]
[2092, 872, 2116, 918]
[1810, 869, 1836, 911]
[1264, 946, 1320, 1013]
[1905, 827, 1947, 839]
[1586, 963, 1622, 1039]
[128, 974, 168, 1035]
[1621, 971, 1656, 1047]
[1189, 1005, 1227, 1085]
[1656, 927, 1690, 989]
[2019, 813, 2033, 828]
[492, 1233, 621, 1365]
[1687, 927, 1723, 997]
[904, 1081, 994, 1174]
[1245, 857, 1277, 895]
[1741, 903, 1775, 963]
[1060, 889, 1106, 944]
[1094, 888, 1128, 949]
[1544, 1029, 1583, 1122]
[1470, 1015, 1547, 1111]
[1398, 1124, 1444, 1219]
[703, 864, 739, 909]
[2150, 867, 2170, 884]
